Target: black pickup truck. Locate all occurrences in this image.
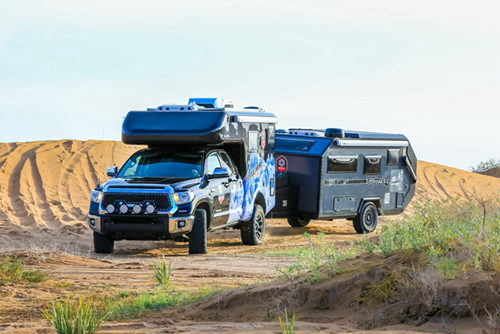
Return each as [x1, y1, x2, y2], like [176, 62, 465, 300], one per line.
[88, 98, 277, 254]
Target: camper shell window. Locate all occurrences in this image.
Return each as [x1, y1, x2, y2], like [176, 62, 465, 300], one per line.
[248, 131, 259, 152]
[327, 156, 358, 174]
[364, 156, 381, 175]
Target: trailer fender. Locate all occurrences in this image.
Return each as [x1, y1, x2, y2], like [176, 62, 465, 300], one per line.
[358, 197, 381, 214]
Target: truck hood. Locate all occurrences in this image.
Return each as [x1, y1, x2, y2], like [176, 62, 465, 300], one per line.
[103, 177, 201, 192]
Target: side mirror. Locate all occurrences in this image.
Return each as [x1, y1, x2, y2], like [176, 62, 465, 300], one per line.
[107, 166, 118, 176]
[208, 167, 230, 180]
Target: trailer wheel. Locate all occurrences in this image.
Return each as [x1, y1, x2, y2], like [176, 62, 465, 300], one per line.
[353, 202, 378, 233]
[287, 216, 311, 227]
[189, 209, 208, 254]
[240, 204, 265, 245]
[93, 232, 114, 254]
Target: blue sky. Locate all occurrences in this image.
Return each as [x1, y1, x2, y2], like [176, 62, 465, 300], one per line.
[0, 0, 498, 170]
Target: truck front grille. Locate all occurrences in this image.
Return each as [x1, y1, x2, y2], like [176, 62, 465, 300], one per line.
[102, 192, 172, 211]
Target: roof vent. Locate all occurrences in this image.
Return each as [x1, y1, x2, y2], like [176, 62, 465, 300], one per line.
[150, 103, 199, 111]
[243, 106, 264, 112]
[325, 128, 345, 138]
[188, 97, 233, 109]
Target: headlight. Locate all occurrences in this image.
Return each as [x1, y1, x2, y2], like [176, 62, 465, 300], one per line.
[173, 191, 194, 205]
[91, 190, 103, 203]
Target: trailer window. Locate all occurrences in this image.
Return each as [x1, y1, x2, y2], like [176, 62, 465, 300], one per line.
[327, 156, 358, 173]
[387, 149, 400, 166]
[276, 138, 315, 152]
[363, 156, 381, 175]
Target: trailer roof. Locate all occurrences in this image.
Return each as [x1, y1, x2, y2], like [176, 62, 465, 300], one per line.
[281, 128, 407, 141]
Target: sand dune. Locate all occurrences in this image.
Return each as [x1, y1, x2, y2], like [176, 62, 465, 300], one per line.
[0, 140, 141, 246]
[0, 140, 499, 246]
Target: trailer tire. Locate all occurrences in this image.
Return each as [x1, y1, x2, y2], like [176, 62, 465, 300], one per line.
[240, 204, 265, 245]
[94, 232, 114, 254]
[276, 173, 288, 189]
[353, 202, 378, 233]
[287, 216, 311, 227]
[189, 209, 208, 254]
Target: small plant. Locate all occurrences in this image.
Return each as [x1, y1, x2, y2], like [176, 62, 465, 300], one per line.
[0, 256, 48, 284]
[42, 295, 109, 334]
[151, 255, 172, 286]
[105, 286, 223, 320]
[118, 291, 131, 298]
[359, 233, 376, 253]
[278, 307, 299, 334]
[434, 257, 460, 279]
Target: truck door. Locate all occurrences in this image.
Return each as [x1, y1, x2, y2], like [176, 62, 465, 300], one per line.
[219, 151, 244, 224]
[206, 152, 231, 226]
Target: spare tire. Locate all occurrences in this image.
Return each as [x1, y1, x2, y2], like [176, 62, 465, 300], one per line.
[276, 172, 288, 189]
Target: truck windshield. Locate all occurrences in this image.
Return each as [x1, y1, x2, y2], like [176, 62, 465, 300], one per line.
[117, 152, 203, 179]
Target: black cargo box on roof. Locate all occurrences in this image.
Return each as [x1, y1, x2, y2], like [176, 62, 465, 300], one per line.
[122, 111, 229, 145]
[122, 110, 277, 145]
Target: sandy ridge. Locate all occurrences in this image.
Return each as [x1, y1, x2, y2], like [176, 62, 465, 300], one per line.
[0, 140, 499, 247]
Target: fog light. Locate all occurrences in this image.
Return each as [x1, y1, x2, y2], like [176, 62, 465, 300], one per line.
[119, 204, 128, 214]
[145, 204, 155, 214]
[106, 204, 115, 214]
[133, 204, 142, 214]
[90, 218, 96, 227]
[178, 220, 186, 228]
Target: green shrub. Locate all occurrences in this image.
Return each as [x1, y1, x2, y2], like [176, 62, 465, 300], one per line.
[0, 256, 48, 284]
[359, 233, 376, 253]
[42, 295, 109, 334]
[380, 197, 500, 272]
[106, 287, 222, 320]
[151, 255, 173, 286]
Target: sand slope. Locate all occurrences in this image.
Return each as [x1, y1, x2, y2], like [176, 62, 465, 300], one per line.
[0, 141, 499, 246]
[0, 140, 141, 246]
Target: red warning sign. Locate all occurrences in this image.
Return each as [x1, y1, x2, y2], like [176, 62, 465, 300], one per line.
[276, 155, 288, 173]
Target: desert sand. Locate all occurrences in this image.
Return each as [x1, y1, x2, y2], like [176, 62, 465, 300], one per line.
[2, 139, 499, 247]
[1, 140, 500, 333]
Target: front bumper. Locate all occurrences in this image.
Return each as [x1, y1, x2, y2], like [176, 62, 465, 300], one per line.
[88, 214, 193, 237]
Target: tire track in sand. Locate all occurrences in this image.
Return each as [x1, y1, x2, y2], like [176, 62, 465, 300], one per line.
[57, 141, 99, 221]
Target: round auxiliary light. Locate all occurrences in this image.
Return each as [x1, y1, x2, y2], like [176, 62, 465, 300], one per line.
[145, 204, 155, 214]
[133, 204, 142, 214]
[119, 204, 128, 214]
[106, 204, 115, 214]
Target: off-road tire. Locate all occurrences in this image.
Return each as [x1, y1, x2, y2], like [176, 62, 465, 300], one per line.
[240, 204, 265, 245]
[287, 216, 311, 227]
[189, 209, 207, 254]
[353, 202, 378, 233]
[93, 231, 114, 254]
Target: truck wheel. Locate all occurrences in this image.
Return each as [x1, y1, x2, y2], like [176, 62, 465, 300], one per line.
[240, 204, 265, 245]
[189, 209, 207, 254]
[93, 232, 114, 254]
[353, 202, 378, 233]
[287, 216, 311, 227]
